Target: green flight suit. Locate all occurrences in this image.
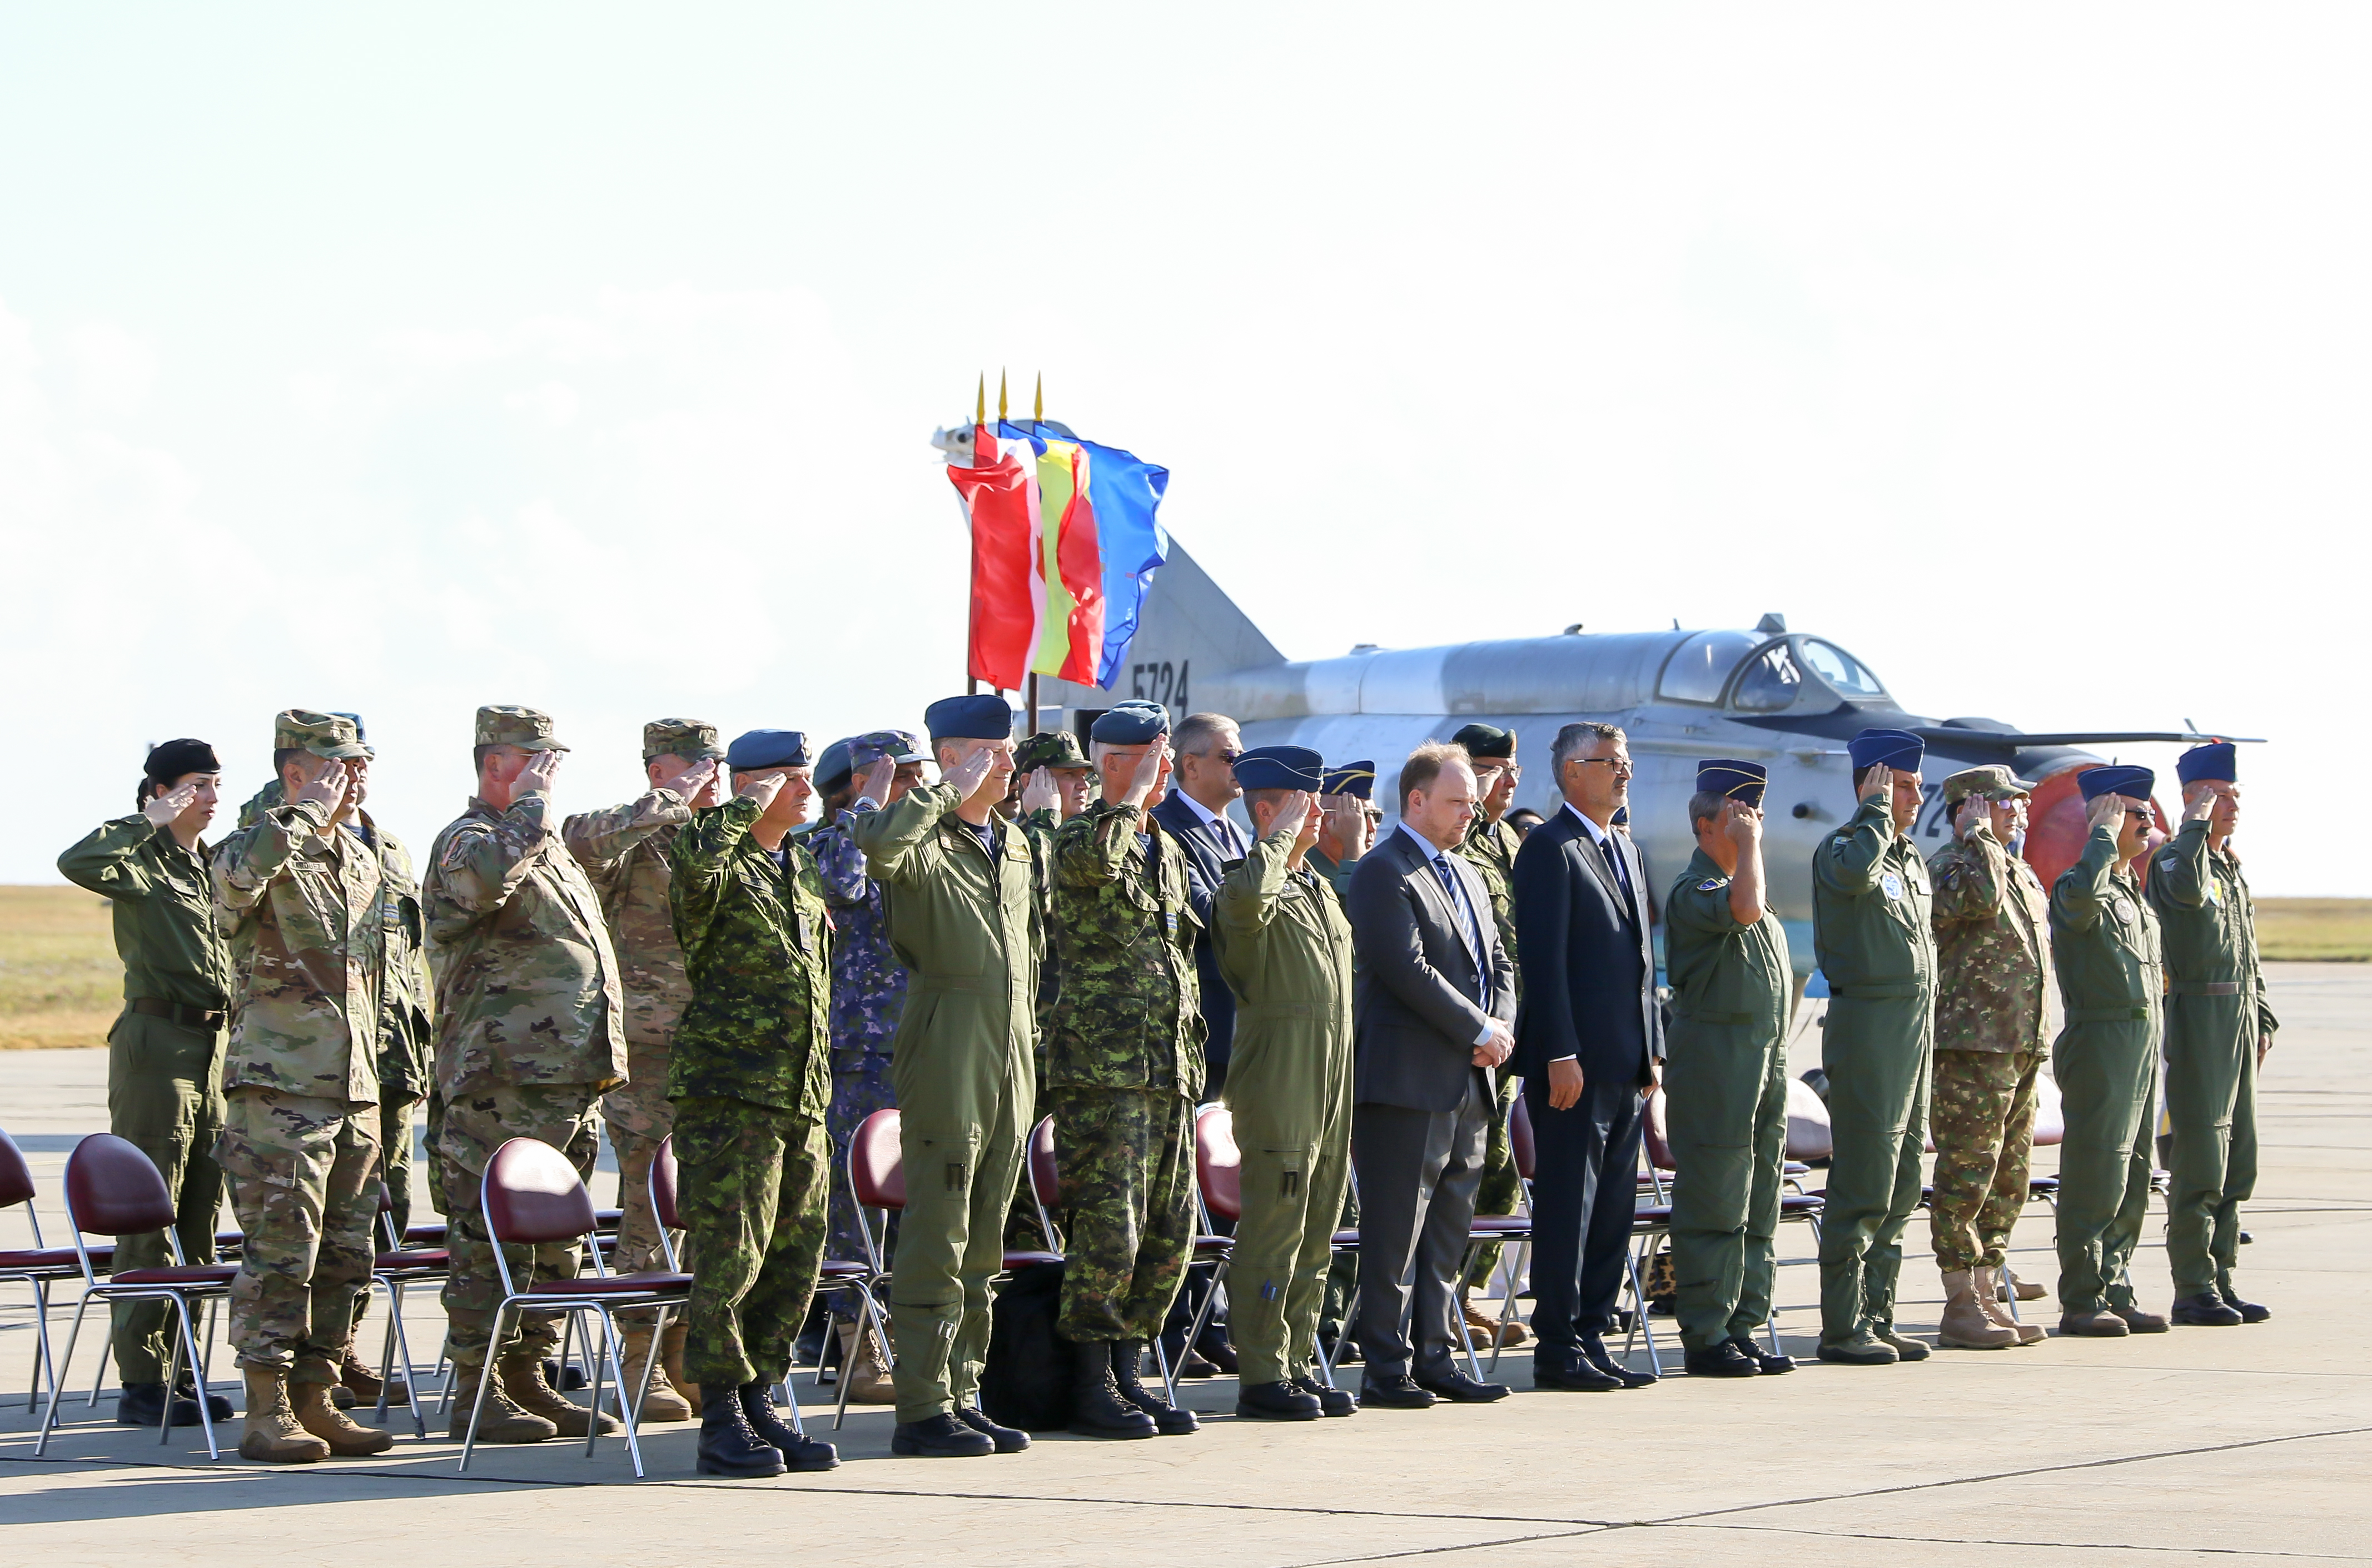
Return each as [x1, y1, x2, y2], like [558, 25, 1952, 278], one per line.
[853, 783, 1041, 1423]
[57, 815, 235, 1386]
[1304, 843, 1362, 1329]
[1663, 847, 1792, 1353]
[1212, 829, 1355, 1387]
[1810, 794, 1936, 1342]
[2048, 825, 2164, 1313]
[2147, 819, 2275, 1300]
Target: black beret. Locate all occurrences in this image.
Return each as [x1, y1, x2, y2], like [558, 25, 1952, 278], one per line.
[144, 739, 221, 782]
[1450, 723, 1515, 760]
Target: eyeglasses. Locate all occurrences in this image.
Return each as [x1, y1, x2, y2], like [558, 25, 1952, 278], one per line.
[1574, 756, 1633, 775]
[1214, 748, 1243, 765]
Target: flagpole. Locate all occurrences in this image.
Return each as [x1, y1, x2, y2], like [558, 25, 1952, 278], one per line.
[967, 372, 984, 696]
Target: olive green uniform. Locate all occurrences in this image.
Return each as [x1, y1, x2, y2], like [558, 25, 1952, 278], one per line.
[1212, 829, 1355, 1387]
[2146, 820, 2268, 1300]
[1810, 794, 1936, 1344]
[852, 783, 1041, 1424]
[1663, 847, 1792, 1352]
[57, 815, 235, 1386]
[2048, 825, 2164, 1313]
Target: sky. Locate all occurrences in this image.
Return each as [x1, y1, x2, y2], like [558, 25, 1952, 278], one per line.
[2, 6, 2363, 891]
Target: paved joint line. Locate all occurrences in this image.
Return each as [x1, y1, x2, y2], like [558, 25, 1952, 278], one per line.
[1675, 1519, 2363, 1561]
[1284, 1525, 1612, 1565]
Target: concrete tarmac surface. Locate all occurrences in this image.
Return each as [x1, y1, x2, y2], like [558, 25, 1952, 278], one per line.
[2, 966, 2365, 1566]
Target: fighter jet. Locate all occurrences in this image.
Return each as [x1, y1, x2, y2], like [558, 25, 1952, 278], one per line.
[1028, 540, 2245, 976]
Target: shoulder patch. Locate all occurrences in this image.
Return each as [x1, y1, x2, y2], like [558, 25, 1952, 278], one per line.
[1697, 878, 1725, 892]
[2159, 853, 2177, 871]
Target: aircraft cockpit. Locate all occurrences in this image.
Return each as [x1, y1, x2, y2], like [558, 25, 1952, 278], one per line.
[1656, 630, 1888, 715]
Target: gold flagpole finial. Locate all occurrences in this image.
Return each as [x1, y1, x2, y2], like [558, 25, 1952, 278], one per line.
[974, 373, 984, 426]
[998, 370, 1008, 422]
[1034, 373, 1043, 424]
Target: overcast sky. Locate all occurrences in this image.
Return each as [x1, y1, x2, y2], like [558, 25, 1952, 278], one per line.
[3, 7, 2361, 891]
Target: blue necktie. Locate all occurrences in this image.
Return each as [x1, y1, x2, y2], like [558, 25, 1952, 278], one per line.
[1433, 854, 1489, 1006]
[1600, 833, 1632, 907]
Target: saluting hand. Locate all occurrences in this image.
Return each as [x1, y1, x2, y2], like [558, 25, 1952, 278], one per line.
[858, 756, 898, 808]
[1953, 794, 1988, 840]
[1724, 799, 1763, 848]
[941, 746, 997, 802]
[293, 759, 349, 818]
[2085, 789, 2126, 837]
[670, 759, 720, 808]
[1120, 743, 1168, 810]
[1858, 763, 1892, 804]
[1020, 765, 1060, 815]
[516, 749, 564, 797]
[2181, 779, 2217, 822]
[1268, 789, 1316, 845]
[737, 769, 787, 813]
[143, 780, 201, 828]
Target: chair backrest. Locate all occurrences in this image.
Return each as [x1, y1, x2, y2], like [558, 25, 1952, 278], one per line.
[1194, 1104, 1242, 1224]
[849, 1109, 906, 1211]
[1783, 1077, 1834, 1163]
[0, 1124, 34, 1209]
[1509, 1093, 1536, 1183]
[481, 1138, 596, 1247]
[63, 1134, 177, 1237]
[2031, 1071, 2066, 1147]
[1027, 1116, 1060, 1208]
[1642, 1091, 1676, 1173]
[652, 1134, 680, 1231]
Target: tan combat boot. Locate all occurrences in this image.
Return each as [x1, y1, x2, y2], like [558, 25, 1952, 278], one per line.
[446, 1363, 559, 1444]
[662, 1320, 699, 1409]
[620, 1324, 693, 1421]
[501, 1351, 622, 1437]
[1997, 1265, 2047, 1302]
[290, 1377, 396, 1455]
[836, 1320, 897, 1405]
[1937, 1270, 2018, 1350]
[1975, 1266, 2044, 1345]
[240, 1367, 331, 1464]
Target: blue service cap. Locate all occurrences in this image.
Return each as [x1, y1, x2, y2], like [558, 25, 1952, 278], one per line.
[727, 729, 811, 771]
[1320, 760, 1376, 800]
[2176, 742, 2236, 785]
[1848, 728, 1925, 773]
[1234, 745, 1324, 793]
[923, 695, 1013, 743]
[2078, 764, 2155, 803]
[1089, 701, 1170, 745]
[1697, 758, 1767, 807]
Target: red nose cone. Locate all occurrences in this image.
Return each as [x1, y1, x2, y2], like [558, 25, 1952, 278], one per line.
[2022, 764, 2170, 894]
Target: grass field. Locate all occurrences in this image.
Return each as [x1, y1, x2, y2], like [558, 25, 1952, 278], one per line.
[1, 884, 2363, 1049]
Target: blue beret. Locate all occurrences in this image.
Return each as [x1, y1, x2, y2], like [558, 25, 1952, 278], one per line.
[813, 737, 857, 790]
[1611, 804, 1630, 827]
[1697, 758, 1767, 807]
[923, 695, 1013, 743]
[2176, 742, 2236, 785]
[1090, 700, 1170, 745]
[1234, 745, 1323, 793]
[2079, 764, 2155, 803]
[727, 729, 810, 770]
[1848, 728, 1925, 773]
[1320, 760, 1375, 800]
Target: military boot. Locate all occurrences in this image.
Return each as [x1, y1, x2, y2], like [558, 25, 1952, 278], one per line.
[116, 1381, 199, 1427]
[1871, 1322, 1931, 1361]
[501, 1351, 622, 1437]
[446, 1364, 559, 1443]
[696, 1386, 785, 1478]
[739, 1382, 838, 1470]
[662, 1320, 699, 1408]
[1937, 1270, 2019, 1350]
[1112, 1338, 1198, 1434]
[1997, 1265, 2047, 1303]
[1973, 1267, 2044, 1344]
[1814, 1328, 1899, 1366]
[2217, 1281, 2271, 1324]
[1068, 1340, 1156, 1439]
[2109, 1301, 2171, 1334]
[239, 1367, 331, 1464]
[290, 1377, 396, 1456]
[2058, 1307, 2130, 1337]
[340, 1346, 407, 1407]
[2171, 1293, 2243, 1327]
[620, 1325, 693, 1421]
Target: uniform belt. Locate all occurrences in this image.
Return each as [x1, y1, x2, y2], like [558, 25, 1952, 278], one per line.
[1673, 1008, 1754, 1026]
[1827, 982, 1926, 1000]
[1238, 1002, 1314, 1021]
[2068, 1004, 2151, 1023]
[2169, 980, 2242, 997]
[130, 997, 226, 1030]
[914, 975, 993, 992]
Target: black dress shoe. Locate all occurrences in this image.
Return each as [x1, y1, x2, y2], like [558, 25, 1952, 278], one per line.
[1412, 1367, 1511, 1403]
[893, 1411, 998, 1457]
[955, 1405, 1031, 1452]
[738, 1382, 839, 1470]
[1683, 1341, 1761, 1378]
[1579, 1337, 1658, 1388]
[1358, 1371, 1437, 1409]
[2170, 1293, 2243, 1327]
[1235, 1380, 1324, 1421]
[1320, 1332, 1364, 1366]
[1291, 1375, 1357, 1417]
[1728, 1335, 1795, 1374]
[1532, 1362, 1621, 1392]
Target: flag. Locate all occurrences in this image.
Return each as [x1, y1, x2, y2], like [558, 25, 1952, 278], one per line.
[945, 423, 1042, 691]
[996, 420, 1170, 689]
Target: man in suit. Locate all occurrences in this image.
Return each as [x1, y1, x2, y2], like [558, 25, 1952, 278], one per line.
[1513, 721, 1663, 1392]
[1346, 741, 1519, 1408]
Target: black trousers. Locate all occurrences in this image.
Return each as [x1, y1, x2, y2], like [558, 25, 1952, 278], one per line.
[1524, 1073, 1644, 1365]
[1351, 1072, 1490, 1379]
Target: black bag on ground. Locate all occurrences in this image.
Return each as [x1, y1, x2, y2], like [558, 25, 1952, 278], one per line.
[979, 1260, 1072, 1431]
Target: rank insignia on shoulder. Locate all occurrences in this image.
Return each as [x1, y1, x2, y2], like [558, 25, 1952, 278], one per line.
[1697, 878, 1724, 892]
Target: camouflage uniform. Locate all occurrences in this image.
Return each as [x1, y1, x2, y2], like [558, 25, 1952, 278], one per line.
[668, 797, 835, 1390]
[57, 809, 233, 1387]
[1045, 801, 1204, 1343]
[210, 712, 385, 1384]
[422, 708, 627, 1375]
[1453, 812, 1525, 1290]
[1926, 813, 2052, 1273]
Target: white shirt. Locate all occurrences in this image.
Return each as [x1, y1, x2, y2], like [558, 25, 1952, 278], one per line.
[1564, 800, 1632, 901]
[1395, 822, 1495, 1046]
[1173, 788, 1246, 856]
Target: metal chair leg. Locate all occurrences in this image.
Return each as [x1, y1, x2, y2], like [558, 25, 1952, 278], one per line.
[590, 1307, 646, 1478]
[1625, 1251, 1663, 1376]
[34, 1295, 95, 1454]
[27, 1278, 57, 1413]
[383, 1283, 427, 1440]
[1151, 1335, 1176, 1406]
[166, 1295, 220, 1460]
[456, 1302, 513, 1473]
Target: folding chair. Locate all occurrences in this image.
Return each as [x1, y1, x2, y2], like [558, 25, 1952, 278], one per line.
[1180, 1106, 1241, 1394]
[1501, 1097, 1664, 1375]
[456, 1138, 693, 1476]
[366, 1183, 449, 1438]
[1463, 1095, 1536, 1375]
[34, 1135, 237, 1459]
[0, 1124, 109, 1413]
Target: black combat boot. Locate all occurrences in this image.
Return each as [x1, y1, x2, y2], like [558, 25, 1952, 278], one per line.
[696, 1385, 786, 1478]
[955, 1405, 1030, 1452]
[116, 1381, 200, 1427]
[738, 1381, 838, 1471]
[1113, 1337, 1198, 1433]
[1068, 1340, 1156, 1439]
[892, 1411, 996, 1457]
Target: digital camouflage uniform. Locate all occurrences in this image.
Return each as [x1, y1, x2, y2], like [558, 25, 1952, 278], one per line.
[1045, 800, 1205, 1344]
[853, 781, 1042, 1423]
[1452, 812, 1524, 1290]
[805, 804, 906, 1310]
[1809, 793, 1936, 1344]
[667, 797, 836, 1390]
[2147, 819, 2272, 1301]
[58, 811, 234, 1387]
[422, 709, 628, 1377]
[210, 714, 386, 1386]
[2048, 823, 2163, 1313]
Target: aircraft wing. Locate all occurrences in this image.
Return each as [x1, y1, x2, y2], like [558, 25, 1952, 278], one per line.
[1907, 728, 2265, 750]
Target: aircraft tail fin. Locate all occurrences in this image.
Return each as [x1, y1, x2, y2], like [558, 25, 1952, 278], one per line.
[1037, 537, 1280, 718]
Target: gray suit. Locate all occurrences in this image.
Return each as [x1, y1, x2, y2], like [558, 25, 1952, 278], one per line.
[1345, 825, 1518, 1379]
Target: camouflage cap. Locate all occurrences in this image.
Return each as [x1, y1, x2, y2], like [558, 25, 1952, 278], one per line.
[1942, 764, 2033, 807]
[273, 709, 370, 761]
[1014, 730, 1090, 772]
[475, 705, 568, 753]
[849, 729, 929, 769]
[330, 711, 373, 758]
[643, 717, 724, 763]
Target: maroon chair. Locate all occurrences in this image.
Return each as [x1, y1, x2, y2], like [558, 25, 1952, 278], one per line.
[0, 1124, 106, 1414]
[366, 1183, 450, 1438]
[1178, 1106, 1243, 1397]
[456, 1138, 692, 1476]
[34, 1134, 239, 1460]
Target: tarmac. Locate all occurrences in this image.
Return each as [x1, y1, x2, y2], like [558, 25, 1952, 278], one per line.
[1, 964, 2366, 1566]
